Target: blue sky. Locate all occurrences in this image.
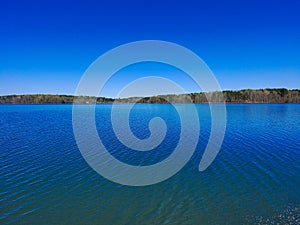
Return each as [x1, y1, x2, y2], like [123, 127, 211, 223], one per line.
[0, 0, 299, 97]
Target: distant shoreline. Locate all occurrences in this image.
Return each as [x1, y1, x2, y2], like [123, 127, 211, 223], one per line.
[1, 88, 300, 104]
[1, 103, 299, 106]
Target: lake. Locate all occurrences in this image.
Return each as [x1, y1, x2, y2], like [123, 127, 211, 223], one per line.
[1, 104, 300, 224]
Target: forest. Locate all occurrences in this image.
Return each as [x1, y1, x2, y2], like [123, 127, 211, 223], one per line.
[1, 89, 299, 104]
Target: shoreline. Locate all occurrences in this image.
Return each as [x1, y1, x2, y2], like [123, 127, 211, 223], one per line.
[1, 102, 300, 105]
[1, 88, 300, 104]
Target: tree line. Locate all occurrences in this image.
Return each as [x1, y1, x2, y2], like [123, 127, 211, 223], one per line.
[0, 89, 299, 104]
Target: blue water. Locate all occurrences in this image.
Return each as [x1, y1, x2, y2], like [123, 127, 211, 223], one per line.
[1, 104, 300, 224]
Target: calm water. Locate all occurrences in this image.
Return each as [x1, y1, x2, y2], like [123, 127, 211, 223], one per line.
[1, 104, 300, 224]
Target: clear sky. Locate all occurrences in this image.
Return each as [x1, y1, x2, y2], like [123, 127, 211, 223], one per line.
[1, 0, 299, 97]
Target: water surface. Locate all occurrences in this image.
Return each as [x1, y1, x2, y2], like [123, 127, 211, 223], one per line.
[1, 104, 300, 224]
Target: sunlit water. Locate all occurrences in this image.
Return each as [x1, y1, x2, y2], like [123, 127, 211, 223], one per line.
[1, 104, 300, 224]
